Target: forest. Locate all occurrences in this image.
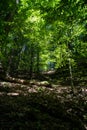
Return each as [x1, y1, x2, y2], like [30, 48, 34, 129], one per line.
[0, 0, 87, 129]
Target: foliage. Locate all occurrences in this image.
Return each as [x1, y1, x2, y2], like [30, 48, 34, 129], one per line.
[0, 0, 87, 79]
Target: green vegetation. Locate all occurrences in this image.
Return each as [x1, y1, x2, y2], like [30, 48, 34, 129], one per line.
[0, 0, 87, 129]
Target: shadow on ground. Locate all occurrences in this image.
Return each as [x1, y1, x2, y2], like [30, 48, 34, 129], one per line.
[0, 80, 87, 130]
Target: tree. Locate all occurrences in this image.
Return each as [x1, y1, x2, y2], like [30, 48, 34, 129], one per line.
[0, 0, 87, 80]
[37, 0, 87, 86]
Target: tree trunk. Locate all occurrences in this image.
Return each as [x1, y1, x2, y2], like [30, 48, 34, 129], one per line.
[29, 45, 34, 78]
[68, 58, 74, 89]
[36, 47, 40, 74]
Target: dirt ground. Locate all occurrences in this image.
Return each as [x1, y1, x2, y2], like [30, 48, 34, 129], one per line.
[0, 79, 87, 130]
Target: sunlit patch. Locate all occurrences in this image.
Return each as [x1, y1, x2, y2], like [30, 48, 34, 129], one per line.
[7, 92, 19, 96]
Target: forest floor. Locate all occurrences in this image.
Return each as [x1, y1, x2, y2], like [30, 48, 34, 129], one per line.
[0, 75, 87, 130]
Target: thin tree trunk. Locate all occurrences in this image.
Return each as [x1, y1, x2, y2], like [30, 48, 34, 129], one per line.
[29, 45, 34, 78]
[67, 41, 74, 90]
[68, 58, 74, 89]
[36, 48, 40, 73]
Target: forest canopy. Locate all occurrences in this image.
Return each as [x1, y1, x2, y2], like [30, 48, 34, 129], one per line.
[0, 0, 87, 77]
